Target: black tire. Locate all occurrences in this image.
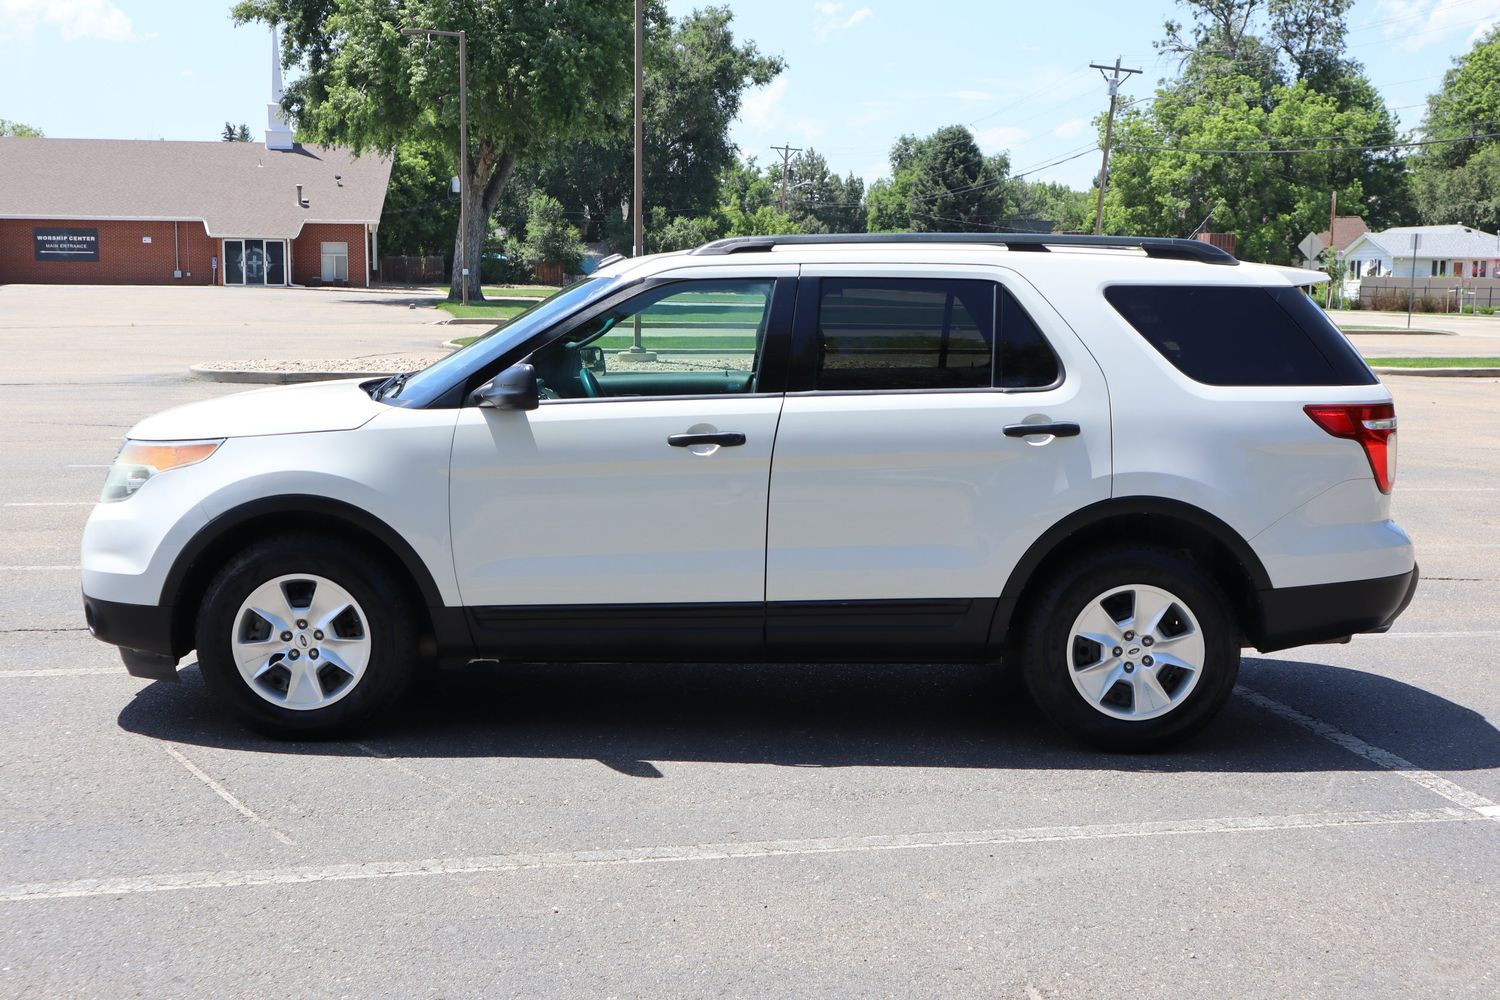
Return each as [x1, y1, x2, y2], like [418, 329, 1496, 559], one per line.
[194, 533, 420, 739]
[1018, 546, 1240, 752]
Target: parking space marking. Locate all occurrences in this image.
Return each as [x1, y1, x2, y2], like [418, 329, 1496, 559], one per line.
[1237, 686, 1500, 820]
[0, 807, 1476, 902]
[0, 668, 123, 677]
[351, 742, 507, 806]
[160, 744, 296, 848]
[3, 502, 93, 507]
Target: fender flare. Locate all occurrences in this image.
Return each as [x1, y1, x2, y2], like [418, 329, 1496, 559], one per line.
[991, 496, 1272, 643]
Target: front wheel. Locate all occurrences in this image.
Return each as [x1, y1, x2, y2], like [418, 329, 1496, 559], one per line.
[195, 534, 420, 738]
[1018, 546, 1240, 751]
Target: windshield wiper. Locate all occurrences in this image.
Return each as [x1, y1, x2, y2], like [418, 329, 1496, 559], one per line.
[375, 370, 414, 402]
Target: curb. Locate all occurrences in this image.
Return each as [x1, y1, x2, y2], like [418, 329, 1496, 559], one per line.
[1372, 367, 1500, 378]
[189, 364, 396, 385]
[439, 317, 509, 326]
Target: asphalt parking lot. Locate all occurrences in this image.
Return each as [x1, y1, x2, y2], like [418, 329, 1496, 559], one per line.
[2, 285, 1498, 998]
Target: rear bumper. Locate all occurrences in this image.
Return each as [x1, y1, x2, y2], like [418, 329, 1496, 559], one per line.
[1254, 564, 1418, 653]
[82, 592, 181, 680]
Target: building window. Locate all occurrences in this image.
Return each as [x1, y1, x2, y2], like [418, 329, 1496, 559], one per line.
[1431, 260, 1448, 277]
[321, 242, 349, 283]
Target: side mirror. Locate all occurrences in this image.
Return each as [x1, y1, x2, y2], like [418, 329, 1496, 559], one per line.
[476, 363, 539, 411]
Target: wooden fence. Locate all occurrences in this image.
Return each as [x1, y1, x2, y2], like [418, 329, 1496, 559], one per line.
[1357, 276, 1500, 310]
[378, 255, 447, 285]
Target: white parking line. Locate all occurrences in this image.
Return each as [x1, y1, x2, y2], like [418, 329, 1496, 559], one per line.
[160, 744, 296, 848]
[0, 668, 122, 677]
[1237, 685, 1500, 820]
[2, 502, 93, 507]
[0, 807, 1476, 902]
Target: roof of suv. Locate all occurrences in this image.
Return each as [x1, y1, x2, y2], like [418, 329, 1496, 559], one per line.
[596, 233, 1321, 288]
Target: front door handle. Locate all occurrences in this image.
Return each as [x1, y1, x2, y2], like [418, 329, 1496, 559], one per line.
[1003, 421, 1080, 438]
[668, 432, 746, 448]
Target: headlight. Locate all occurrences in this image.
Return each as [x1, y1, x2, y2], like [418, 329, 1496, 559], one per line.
[100, 439, 223, 502]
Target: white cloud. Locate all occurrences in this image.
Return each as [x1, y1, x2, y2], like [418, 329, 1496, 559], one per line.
[0, 0, 135, 42]
[1053, 117, 1088, 138]
[948, 90, 995, 102]
[974, 126, 1029, 151]
[741, 76, 789, 131]
[814, 2, 874, 40]
[1376, 0, 1500, 53]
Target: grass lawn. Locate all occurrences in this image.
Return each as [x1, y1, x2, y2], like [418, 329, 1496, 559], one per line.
[1366, 357, 1500, 368]
[482, 285, 560, 298]
[1340, 325, 1452, 335]
[436, 301, 532, 320]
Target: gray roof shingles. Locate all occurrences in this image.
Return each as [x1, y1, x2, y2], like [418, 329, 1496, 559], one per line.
[0, 137, 391, 239]
[1358, 224, 1500, 259]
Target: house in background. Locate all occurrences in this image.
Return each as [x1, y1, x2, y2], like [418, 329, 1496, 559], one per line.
[1295, 215, 1368, 268]
[1342, 224, 1500, 309]
[0, 29, 391, 288]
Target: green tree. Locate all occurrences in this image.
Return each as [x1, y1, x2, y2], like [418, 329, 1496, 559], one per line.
[233, 0, 632, 301]
[513, 192, 587, 271]
[865, 126, 1013, 232]
[377, 139, 460, 257]
[1013, 180, 1095, 232]
[784, 148, 865, 233]
[530, 4, 781, 251]
[1409, 25, 1500, 229]
[221, 122, 252, 141]
[0, 119, 44, 137]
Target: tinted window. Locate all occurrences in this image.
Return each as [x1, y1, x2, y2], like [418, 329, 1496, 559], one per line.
[997, 287, 1060, 388]
[1105, 284, 1377, 387]
[1110, 284, 1374, 389]
[816, 278, 994, 390]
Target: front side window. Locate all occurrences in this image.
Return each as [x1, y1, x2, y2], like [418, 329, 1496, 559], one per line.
[529, 279, 773, 399]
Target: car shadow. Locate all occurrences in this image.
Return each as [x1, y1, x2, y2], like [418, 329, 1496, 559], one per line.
[117, 656, 1500, 777]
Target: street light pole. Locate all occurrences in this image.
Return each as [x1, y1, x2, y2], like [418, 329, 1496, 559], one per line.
[633, 0, 644, 259]
[402, 27, 469, 306]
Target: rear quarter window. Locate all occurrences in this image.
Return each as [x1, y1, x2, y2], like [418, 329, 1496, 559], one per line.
[1104, 284, 1377, 387]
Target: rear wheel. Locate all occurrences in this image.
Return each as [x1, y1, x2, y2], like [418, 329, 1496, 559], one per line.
[195, 535, 419, 738]
[1019, 546, 1240, 751]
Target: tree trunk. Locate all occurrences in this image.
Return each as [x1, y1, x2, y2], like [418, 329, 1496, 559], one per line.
[448, 150, 517, 302]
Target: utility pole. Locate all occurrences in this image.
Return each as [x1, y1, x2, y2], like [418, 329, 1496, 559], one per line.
[632, 0, 644, 258]
[1407, 232, 1420, 330]
[1326, 189, 1338, 308]
[1090, 58, 1141, 236]
[401, 27, 468, 305]
[772, 142, 802, 213]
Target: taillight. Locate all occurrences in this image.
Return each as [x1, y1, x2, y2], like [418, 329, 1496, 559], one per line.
[1304, 403, 1397, 494]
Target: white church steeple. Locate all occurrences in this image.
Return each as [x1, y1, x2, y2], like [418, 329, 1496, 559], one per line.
[265, 25, 294, 150]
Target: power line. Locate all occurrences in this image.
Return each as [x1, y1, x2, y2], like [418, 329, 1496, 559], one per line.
[770, 141, 802, 212]
[1117, 129, 1500, 155]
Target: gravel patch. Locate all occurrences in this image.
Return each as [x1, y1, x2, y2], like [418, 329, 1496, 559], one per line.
[194, 353, 442, 374]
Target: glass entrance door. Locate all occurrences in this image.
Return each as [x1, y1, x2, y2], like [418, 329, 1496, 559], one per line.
[222, 240, 287, 285]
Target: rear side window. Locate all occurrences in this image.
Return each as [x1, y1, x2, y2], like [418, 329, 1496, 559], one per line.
[812, 279, 1060, 391]
[1104, 284, 1377, 386]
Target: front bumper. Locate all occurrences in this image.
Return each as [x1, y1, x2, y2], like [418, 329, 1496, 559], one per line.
[82, 593, 180, 681]
[1254, 564, 1419, 653]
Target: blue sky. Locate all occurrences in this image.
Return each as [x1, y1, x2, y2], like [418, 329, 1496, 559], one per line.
[3, 0, 1498, 192]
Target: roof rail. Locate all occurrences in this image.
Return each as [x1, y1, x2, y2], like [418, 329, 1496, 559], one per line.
[689, 232, 1239, 265]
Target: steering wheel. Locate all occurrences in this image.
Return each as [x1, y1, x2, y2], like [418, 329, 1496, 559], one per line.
[578, 366, 601, 398]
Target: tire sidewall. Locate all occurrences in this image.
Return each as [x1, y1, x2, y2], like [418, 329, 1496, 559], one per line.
[1021, 547, 1240, 751]
[195, 536, 418, 738]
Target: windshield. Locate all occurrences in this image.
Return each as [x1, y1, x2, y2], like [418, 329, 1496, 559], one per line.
[380, 276, 627, 407]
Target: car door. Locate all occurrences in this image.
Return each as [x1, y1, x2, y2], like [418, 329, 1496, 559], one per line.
[448, 267, 795, 658]
[764, 263, 1112, 657]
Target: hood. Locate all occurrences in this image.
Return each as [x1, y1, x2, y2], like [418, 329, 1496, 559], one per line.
[128, 379, 385, 441]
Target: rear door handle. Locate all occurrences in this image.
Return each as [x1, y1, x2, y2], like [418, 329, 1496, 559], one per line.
[1003, 422, 1080, 438]
[668, 432, 746, 447]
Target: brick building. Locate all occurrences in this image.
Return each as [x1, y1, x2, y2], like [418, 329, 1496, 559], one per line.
[0, 32, 390, 289]
[0, 136, 391, 288]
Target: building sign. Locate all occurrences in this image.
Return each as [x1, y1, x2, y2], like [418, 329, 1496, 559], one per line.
[33, 227, 99, 262]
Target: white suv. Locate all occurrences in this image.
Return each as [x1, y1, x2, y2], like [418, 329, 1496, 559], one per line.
[81, 234, 1417, 750]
